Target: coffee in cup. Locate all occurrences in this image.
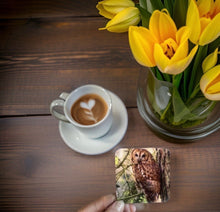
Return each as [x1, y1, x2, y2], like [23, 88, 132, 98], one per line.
[71, 93, 108, 125]
[50, 84, 113, 138]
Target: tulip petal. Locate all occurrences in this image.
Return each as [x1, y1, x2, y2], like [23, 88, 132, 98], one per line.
[197, 0, 212, 17]
[202, 48, 219, 72]
[150, 10, 177, 43]
[154, 43, 170, 73]
[102, 5, 127, 14]
[163, 45, 198, 75]
[202, 92, 220, 101]
[200, 17, 212, 35]
[129, 26, 156, 67]
[171, 38, 188, 63]
[102, 0, 135, 7]
[207, 82, 220, 93]
[159, 11, 177, 41]
[97, 0, 136, 19]
[176, 26, 190, 44]
[200, 65, 220, 100]
[171, 27, 190, 69]
[186, 0, 201, 44]
[102, 0, 135, 14]
[199, 12, 220, 45]
[101, 7, 140, 33]
[213, 0, 220, 15]
[96, 3, 115, 19]
[149, 10, 161, 42]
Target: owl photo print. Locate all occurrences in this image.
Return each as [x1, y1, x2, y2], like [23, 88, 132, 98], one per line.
[115, 148, 170, 204]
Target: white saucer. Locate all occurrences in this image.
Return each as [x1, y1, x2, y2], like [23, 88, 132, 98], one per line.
[59, 91, 128, 155]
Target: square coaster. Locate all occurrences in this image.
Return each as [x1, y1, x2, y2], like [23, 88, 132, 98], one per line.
[115, 148, 170, 203]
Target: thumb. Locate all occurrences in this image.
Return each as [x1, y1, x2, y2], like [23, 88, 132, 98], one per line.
[105, 200, 125, 212]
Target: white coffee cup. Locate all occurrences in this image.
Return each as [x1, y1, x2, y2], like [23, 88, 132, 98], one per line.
[50, 84, 113, 138]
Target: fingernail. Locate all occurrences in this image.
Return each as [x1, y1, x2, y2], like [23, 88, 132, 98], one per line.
[114, 200, 124, 211]
[130, 204, 136, 212]
[124, 204, 131, 212]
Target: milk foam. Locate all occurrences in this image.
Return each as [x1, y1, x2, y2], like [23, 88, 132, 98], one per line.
[71, 94, 108, 125]
[80, 99, 98, 123]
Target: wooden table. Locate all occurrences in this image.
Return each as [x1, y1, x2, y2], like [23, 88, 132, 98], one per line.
[0, 1, 219, 211]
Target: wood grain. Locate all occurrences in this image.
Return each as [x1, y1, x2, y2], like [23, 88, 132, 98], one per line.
[0, 0, 99, 19]
[0, 17, 140, 116]
[1, 1, 220, 212]
[0, 113, 220, 211]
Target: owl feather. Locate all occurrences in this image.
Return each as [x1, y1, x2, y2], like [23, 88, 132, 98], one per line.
[131, 149, 161, 203]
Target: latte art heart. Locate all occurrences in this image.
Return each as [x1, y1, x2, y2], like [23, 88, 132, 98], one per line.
[80, 99, 96, 110]
[80, 99, 98, 123]
[71, 94, 108, 125]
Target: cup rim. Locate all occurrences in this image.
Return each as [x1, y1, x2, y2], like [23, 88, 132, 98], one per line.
[64, 84, 112, 128]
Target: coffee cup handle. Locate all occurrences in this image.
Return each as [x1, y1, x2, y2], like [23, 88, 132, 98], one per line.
[50, 92, 70, 122]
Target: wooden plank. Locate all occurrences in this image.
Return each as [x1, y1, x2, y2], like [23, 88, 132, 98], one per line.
[0, 0, 99, 19]
[0, 17, 140, 116]
[0, 113, 220, 211]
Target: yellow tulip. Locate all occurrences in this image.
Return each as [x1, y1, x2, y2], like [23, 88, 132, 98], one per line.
[129, 26, 157, 67]
[186, 0, 220, 45]
[96, 0, 135, 19]
[202, 48, 219, 73]
[129, 10, 198, 75]
[200, 65, 220, 100]
[99, 7, 140, 33]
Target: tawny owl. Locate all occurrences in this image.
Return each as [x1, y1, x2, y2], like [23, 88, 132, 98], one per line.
[131, 148, 161, 202]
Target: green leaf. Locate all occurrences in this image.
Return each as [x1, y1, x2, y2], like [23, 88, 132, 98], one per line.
[152, 67, 163, 80]
[164, 0, 174, 17]
[172, 86, 193, 124]
[187, 83, 200, 102]
[208, 36, 220, 54]
[188, 45, 208, 98]
[173, 0, 188, 28]
[187, 96, 215, 118]
[147, 69, 172, 117]
[152, 67, 172, 82]
[136, 4, 151, 28]
[139, 0, 147, 10]
[171, 86, 215, 126]
[163, 73, 171, 82]
[182, 63, 192, 101]
[147, 69, 216, 127]
[173, 73, 183, 89]
[156, 71, 164, 81]
[150, 0, 164, 11]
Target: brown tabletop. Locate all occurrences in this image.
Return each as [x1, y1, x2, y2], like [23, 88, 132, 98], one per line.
[0, 1, 220, 211]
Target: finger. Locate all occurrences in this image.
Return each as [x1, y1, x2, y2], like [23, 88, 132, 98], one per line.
[79, 194, 115, 212]
[124, 204, 136, 212]
[129, 204, 136, 212]
[105, 200, 125, 212]
[124, 204, 131, 212]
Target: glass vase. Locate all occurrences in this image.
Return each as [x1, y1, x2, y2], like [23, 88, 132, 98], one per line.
[137, 67, 220, 141]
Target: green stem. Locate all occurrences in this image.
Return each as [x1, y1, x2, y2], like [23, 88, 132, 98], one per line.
[152, 67, 172, 82]
[160, 101, 171, 121]
[173, 73, 183, 90]
[183, 65, 192, 101]
[163, 73, 171, 82]
[188, 45, 207, 98]
[186, 83, 201, 104]
[152, 67, 164, 81]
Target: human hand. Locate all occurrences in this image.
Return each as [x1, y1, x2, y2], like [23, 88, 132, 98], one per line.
[78, 194, 136, 212]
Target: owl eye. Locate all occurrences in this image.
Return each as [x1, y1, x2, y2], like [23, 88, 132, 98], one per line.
[135, 153, 138, 157]
[142, 154, 145, 158]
